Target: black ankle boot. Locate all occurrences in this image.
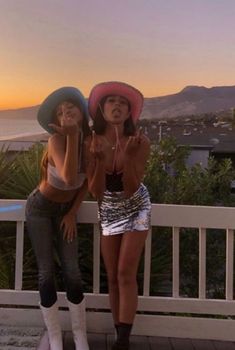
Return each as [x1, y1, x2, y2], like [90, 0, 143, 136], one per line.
[112, 323, 132, 350]
[114, 323, 120, 340]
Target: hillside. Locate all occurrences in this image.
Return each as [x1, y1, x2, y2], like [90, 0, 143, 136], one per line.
[142, 85, 235, 119]
[1, 85, 235, 120]
[0, 106, 39, 119]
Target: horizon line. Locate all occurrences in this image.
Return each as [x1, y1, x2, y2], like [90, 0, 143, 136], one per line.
[2, 84, 235, 111]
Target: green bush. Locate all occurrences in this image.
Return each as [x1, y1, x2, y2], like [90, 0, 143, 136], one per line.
[144, 137, 235, 206]
[1, 138, 235, 297]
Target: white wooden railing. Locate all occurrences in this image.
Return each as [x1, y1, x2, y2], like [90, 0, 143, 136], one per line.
[1, 199, 235, 341]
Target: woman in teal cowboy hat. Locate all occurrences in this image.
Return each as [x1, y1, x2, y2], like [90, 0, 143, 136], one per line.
[25, 86, 90, 350]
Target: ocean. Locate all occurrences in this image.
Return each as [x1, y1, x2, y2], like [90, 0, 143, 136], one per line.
[0, 119, 44, 140]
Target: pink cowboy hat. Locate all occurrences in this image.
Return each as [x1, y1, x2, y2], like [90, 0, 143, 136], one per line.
[88, 81, 144, 123]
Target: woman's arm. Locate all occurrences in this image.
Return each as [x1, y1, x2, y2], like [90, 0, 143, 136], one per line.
[48, 131, 79, 186]
[68, 179, 88, 215]
[84, 133, 106, 200]
[60, 179, 88, 242]
[122, 134, 150, 197]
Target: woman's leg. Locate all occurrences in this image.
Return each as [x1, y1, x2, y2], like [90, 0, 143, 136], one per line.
[57, 221, 89, 350]
[101, 234, 122, 324]
[111, 230, 148, 349]
[118, 230, 148, 324]
[26, 215, 56, 307]
[26, 214, 62, 350]
[57, 225, 84, 304]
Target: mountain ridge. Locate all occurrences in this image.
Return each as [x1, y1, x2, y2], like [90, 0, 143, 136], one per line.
[1, 85, 235, 120]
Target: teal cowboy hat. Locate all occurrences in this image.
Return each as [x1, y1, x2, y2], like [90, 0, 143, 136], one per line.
[37, 86, 89, 134]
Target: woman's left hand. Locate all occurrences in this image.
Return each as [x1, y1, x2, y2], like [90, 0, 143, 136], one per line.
[60, 212, 77, 243]
[124, 128, 144, 157]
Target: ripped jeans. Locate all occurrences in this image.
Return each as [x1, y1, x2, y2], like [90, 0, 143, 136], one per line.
[25, 188, 84, 307]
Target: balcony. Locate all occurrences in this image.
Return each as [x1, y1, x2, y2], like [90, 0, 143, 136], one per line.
[1, 199, 235, 349]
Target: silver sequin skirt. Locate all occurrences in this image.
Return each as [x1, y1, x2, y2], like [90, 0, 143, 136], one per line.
[98, 183, 151, 236]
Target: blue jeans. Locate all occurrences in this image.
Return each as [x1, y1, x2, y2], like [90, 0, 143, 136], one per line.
[25, 188, 84, 307]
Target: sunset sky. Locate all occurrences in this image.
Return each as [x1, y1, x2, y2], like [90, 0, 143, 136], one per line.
[1, 0, 235, 109]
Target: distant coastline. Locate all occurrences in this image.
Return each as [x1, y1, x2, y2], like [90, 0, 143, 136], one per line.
[0, 131, 48, 144]
[0, 118, 45, 141]
[0, 131, 49, 153]
[0, 131, 47, 142]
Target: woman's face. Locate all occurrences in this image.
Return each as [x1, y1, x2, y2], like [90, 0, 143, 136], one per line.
[103, 95, 130, 125]
[56, 101, 83, 126]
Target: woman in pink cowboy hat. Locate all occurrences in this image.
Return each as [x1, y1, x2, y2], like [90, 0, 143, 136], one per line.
[25, 87, 90, 350]
[85, 81, 151, 350]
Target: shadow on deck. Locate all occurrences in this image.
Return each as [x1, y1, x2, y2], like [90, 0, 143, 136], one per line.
[38, 331, 235, 350]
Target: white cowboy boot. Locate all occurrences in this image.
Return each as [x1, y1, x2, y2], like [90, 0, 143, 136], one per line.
[67, 298, 89, 350]
[40, 301, 63, 350]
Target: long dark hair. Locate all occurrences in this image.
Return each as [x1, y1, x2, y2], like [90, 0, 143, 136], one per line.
[93, 96, 136, 136]
[40, 99, 91, 182]
[40, 147, 49, 182]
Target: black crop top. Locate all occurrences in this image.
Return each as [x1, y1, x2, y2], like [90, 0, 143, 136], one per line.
[106, 172, 123, 192]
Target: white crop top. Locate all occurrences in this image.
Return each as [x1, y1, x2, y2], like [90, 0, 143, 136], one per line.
[47, 163, 86, 190]
[47, 132, 86, 190]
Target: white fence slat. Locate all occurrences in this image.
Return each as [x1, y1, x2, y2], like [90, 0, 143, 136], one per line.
[143, 228, 152, 296]
[172, 227, 180, 298]
[151, 203, 235, 228]
[2, 308, 235, 341]
[199, 228, 206, 299]
[93, 224, 100, 293]
[15, 221, 24, 290]
[2, 290, 235, 316]
[226, 229, 234, 300]
[0, 200, 25, 221]
[3, 200, 235, 228]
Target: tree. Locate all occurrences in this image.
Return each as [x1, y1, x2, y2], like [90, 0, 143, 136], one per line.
[144, 137, 235, 297]
[144, 137, 235, 206]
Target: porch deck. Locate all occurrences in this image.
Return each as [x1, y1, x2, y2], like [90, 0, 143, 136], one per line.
[37, 330, 235, 350]
[63, 332, 235, 350]
[1, 325, 235, 350]
[1, 200, 235, 347]
[65, 332, 235, 350]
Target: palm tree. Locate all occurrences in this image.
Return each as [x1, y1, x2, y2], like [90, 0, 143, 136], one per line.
[0, 143, 45, 289]
[0, 145, 14, 197]
[0, 143, 44, 199]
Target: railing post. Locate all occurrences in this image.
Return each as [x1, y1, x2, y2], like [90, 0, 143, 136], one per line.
[172, 227, 180, 298]
[143, 228, 152, 296]
[15, 221, 24, 290]
[226, 229, 234, 300]
[93, 224, 100, 294]
[199, 228, 206, 299]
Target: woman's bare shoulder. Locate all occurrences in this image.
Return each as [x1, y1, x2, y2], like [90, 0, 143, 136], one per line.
[48, 133, 64, 145]
[140, 134, 150, 147]
[48, 134, 65, 154]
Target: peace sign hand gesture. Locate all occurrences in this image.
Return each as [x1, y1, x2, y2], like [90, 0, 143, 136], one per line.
[90, 130, 106, 160]
[124, 127, 144, 157]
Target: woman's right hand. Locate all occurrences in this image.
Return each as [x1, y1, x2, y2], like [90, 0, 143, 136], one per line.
[49, 115, 79, 136]
[60, 211, 77, 243]
[90, 130, 106, 160]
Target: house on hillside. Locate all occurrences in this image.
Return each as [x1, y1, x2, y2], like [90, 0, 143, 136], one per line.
[142, 118, 235, 165]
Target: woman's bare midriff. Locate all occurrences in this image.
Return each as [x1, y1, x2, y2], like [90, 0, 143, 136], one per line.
[39, 181, 78, 203]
